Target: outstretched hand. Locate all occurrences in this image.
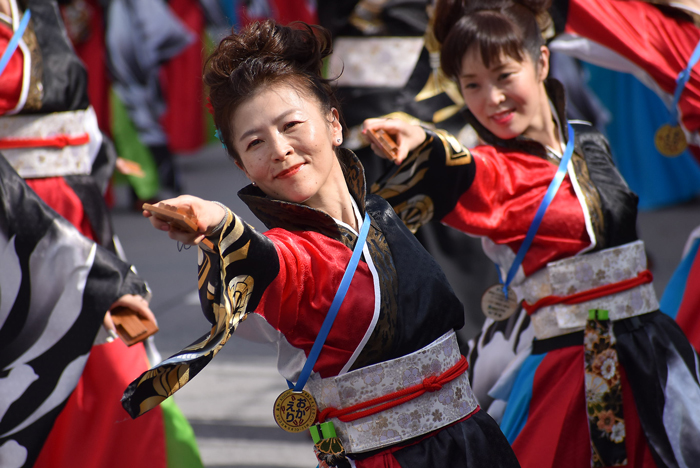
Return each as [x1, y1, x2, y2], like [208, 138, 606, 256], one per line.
[362, 118, 427, 165]
[143, 195, 227, 246]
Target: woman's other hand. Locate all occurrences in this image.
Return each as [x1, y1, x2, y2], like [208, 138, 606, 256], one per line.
[362, 118, 426, 165]
[142, 195, 227, 246]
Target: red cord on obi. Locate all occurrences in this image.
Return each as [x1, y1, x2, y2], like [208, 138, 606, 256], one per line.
[522, 269, 653, 315]
[0, 133, 90, 149]
[318, 355, 469, 424]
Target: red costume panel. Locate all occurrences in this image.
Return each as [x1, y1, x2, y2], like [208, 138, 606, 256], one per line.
[552, 0, 700, 163]
[443, 145, 591, 276]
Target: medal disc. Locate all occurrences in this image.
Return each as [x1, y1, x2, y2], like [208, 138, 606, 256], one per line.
[273, 389, 318, 433]
[481, 284, 520, 321]
[655, 124, 687, 157]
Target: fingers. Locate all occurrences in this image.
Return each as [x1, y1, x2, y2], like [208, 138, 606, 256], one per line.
[392, 142, 410, 165]
[143, 195, 222, 245]
[362, 119, 410, 164]
[361, 117, 426, 165]
[103, 311, 116, 332]
[362, 117, 403, 133]
[167, 227, 201, 245]
[110, 294, 158, 326]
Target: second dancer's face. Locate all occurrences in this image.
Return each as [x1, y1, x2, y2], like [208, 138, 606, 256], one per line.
[231, 83, 343, 206]
[458, 46, 549, 141]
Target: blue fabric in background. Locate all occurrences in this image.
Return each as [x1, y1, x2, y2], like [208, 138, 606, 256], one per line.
[660, 237, 700, 319]
[218, 0, 238, 26]
[583, 64, 700, 211]
[499, 353, 546, 444]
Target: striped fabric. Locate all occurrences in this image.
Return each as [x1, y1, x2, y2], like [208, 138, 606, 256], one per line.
[0, 154, 148, 467]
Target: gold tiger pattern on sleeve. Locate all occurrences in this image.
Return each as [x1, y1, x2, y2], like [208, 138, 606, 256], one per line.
[122, 207, 280, 419]
[371, 129, 476, 233]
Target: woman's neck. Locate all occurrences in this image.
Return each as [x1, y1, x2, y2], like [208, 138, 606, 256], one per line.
[0, 0, 10, 17]
[522, 82, 561, 151]
[303, 159, 358, 231]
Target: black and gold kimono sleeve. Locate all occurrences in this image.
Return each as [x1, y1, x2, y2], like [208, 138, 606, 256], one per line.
[121, 208, 279, 419]
[370, 129, 476, 233]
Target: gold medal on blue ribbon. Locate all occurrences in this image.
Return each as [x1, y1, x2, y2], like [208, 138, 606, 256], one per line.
[484, 125, 575, 322]
[655, 124, 687, 157]
[273, 389, 318, 433]
[481, 284, 519, 321]
[656, 38, 700, 157]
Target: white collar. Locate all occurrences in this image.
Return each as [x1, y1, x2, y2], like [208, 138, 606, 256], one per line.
[544, 99, 566, 158]
[332, 197, 363, 236]
[670, 2, 700, 17]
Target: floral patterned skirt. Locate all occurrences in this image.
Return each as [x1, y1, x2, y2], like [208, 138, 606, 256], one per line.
[499, 311, 700, 468]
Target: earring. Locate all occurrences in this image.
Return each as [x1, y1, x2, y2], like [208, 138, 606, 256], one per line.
[336, 138, 341, 143]
[252, 181, 257, 186]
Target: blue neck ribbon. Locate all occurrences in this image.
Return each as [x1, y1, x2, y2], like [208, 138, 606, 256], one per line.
[670, 38, 700, 125]
[500, 123, 575, 298]
[0, 10, 31, 78]
[288, 211, 372, 391]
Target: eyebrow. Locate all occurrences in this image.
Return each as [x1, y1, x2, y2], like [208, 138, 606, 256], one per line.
[237, 109, 299, 143]
[461, 63, 509, 79]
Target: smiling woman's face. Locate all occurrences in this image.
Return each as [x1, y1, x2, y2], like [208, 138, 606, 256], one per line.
[231, 83, 343, 206]
[458, 45, 549, 141]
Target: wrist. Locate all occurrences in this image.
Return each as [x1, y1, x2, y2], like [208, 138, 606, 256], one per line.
[207, 201, 229, 236]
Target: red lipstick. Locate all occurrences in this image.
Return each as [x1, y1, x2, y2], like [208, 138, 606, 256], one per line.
[275, 163, 304, 179]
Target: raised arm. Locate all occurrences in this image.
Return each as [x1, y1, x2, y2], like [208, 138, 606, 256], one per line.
[364, 118, 476, 233]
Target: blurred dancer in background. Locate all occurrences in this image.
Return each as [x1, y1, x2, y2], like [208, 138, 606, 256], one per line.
[547, 0, 700, 351]
[0, 150, 152, 468]
[548, 0, 700, 165]
[0, 1, 202, 467]
[660, 226, 700, 350]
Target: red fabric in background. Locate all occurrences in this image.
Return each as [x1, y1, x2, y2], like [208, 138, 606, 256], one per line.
[676, 248, 700, 351]
[354, 450, 409, 468]
[0, 22, 24, 115]
[562, 0, 700, 165]
[512, 346, 656, 468]
[25, 177, 97, 240]
[239, 0, 318, 27]
[27, 177, 168, 468]
[272, 0, 318, 25]
[34, 340, 167, 468]
[68, 0, 111, 134]
[162, 0, 205, 153]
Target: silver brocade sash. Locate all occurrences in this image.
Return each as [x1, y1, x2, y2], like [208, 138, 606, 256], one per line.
[0, 108, 98, 178]
[305, 330, 478, 454]
[520, 240, 659, 340]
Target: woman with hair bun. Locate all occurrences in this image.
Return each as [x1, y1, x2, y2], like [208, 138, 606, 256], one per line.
[364, 1, 700, 467]
[121, 20, 521, 468]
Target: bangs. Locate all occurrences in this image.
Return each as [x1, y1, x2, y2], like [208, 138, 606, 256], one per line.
[440, 9, 539, 79]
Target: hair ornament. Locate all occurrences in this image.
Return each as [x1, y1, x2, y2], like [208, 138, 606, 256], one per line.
[214, 128, 227, 150]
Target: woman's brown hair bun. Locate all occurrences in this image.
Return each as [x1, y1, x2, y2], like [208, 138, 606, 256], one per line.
[204, 20, 341, 162]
